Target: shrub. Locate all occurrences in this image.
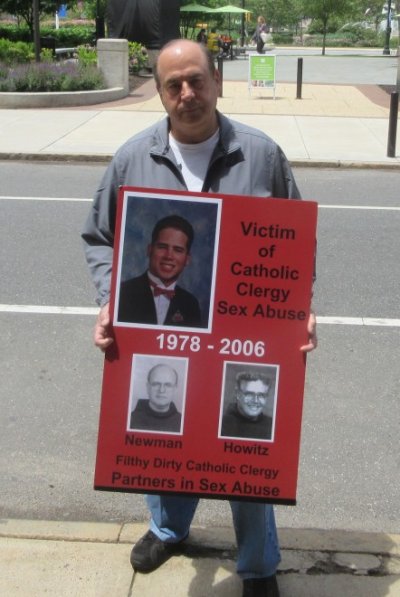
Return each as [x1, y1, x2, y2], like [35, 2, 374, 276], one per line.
[307, 17, 347, 35]
[76, 44, 97, 66]
[303, 32, 381, 48]
[60, 64, 105, 91]
[0, 24, 31, 42]
[0, 62, 106, 92]
[0, 39, 34, 64]
[12, 63, 60, 92]
[40, 48, 54, 63]
[377, 33, 399, 49]
[271, 32, 293, 45]
[47, 25, 95, 46]
[128, 41, 148, 73]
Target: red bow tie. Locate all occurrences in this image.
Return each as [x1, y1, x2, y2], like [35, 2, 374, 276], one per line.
[149, 280, 175, 300]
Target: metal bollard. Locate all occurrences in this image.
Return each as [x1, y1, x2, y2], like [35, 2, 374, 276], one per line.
[217, 55, 223, 98]
[296, 57, 303, 100]
[387, 92, 399, 158]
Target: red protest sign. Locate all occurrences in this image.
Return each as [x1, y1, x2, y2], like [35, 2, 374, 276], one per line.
[94, 187, 317, 504]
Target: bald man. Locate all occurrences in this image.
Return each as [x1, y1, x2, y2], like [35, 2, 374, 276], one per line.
[130, 364, 182, 433]
[83, 39, 317, 597]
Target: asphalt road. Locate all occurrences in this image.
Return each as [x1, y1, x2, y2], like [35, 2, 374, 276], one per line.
[1, 162, 399, 534]
[222, 50, 399, 85]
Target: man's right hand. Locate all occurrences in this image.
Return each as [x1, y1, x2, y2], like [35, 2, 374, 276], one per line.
[94, 303, 114, 352]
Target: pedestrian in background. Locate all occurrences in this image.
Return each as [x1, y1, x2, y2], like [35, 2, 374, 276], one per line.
[196, 28, 207, 45]
[252, 15, 268, 53]
[207, 27, 220, 56]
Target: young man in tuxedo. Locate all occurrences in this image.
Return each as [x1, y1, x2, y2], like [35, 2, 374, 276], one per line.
[118, 214, 201, 327]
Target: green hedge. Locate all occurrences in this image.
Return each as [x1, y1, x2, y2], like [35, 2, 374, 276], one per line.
[271, 32, 293, 45]
[0, 24, 95, 46]
[0, 24, 31, 42]
[303, 31, 383, 48]
[303, 36, 356, 48]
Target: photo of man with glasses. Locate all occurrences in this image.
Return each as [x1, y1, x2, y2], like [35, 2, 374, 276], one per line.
[220, 367, 277, 441]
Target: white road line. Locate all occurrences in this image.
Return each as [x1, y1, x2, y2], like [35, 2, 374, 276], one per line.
[319, 205, 400, 211]
[0, 305, 399, 327]
[0, 196, 91, 202]
[317, 316, 400, 327]
[0, 305, 97, 315]
[0, 196, 399, 211]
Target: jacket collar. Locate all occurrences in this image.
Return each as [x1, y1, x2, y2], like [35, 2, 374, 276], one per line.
[150, 111, 242, 160]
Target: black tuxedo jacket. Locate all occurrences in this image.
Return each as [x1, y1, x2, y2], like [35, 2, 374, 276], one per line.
[118, 272, 202, 327]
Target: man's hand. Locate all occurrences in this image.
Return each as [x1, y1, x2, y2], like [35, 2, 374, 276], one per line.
[94, 303, 114, 352]
[300, 311, 317, 353]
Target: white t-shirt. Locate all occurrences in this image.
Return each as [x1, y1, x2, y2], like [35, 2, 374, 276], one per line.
[169, 129, 219, 192]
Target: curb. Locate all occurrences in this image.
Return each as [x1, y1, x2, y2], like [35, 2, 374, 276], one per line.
[1, 519, 399, 557]
[0, 153, 399, 169]
[1, 521, 399, 583]
[0, 87, 128, 109]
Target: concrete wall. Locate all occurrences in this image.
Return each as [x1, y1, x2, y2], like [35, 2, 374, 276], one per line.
[97, 38, 129, 94]
[0, 88, 127, 109]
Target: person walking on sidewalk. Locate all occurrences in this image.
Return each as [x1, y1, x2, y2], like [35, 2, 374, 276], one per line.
[82, 39, 317, 597]
[252, 15, 268, 53]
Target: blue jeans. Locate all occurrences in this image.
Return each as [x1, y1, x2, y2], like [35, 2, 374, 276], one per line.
[147, 495, 280, 579]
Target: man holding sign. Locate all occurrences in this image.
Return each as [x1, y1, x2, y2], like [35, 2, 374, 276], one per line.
[83, 39, 317, 597]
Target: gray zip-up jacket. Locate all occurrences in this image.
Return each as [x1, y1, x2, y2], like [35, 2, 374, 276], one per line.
[82, 111, 300, 306]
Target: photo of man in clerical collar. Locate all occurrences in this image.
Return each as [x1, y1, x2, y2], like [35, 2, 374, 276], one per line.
[219, 364, 278, 441]
[128, 355, 188, 435]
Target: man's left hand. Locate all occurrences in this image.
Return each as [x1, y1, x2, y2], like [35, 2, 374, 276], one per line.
[300, 311, 317, 352]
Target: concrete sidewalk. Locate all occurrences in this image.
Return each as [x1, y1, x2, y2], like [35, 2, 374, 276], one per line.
[0, 78, 399, 167]
[1, 519, 399, 596]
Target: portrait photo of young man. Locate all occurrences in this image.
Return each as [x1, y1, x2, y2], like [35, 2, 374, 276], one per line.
[115, 195, 220, 331]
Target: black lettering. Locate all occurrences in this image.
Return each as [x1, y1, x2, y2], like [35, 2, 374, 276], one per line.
[240, 221, 296, 240]
[217, 300, 247, 316]
[199, 478, 227, 492]
[252, 305, 307, 321]
[231, 481, 280, 497]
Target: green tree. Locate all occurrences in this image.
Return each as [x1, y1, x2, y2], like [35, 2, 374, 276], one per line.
[356, 0, 386, 32]
[263, 0, 304, 29]
[1, 1, 76, 39]
[239, 0, 305, 33]
[82, 0, 107, 20]
[302, 0, 354, 54]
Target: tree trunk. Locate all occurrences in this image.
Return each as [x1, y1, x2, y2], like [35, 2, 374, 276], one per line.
[32, 0, 40, 61]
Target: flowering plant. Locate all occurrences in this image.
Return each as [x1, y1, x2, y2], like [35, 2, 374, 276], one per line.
[128, 41, 148, 73]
